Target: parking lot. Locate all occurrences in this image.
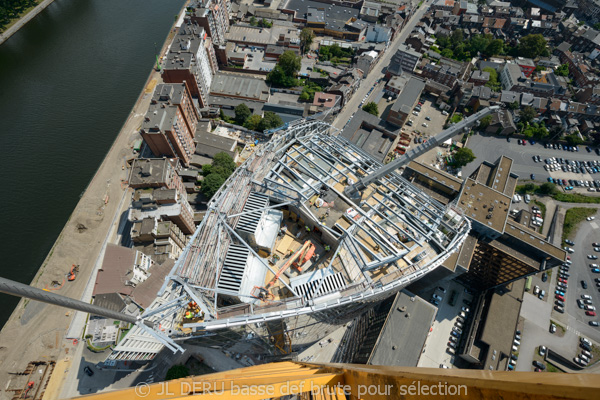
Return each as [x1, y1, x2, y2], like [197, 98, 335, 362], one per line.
[418, 281, 473, 368]
[404, 96, 447, 139]
[464, 135, 600, 193]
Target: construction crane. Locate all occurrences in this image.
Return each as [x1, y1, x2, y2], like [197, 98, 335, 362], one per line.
[252, 240, 316, 300]
[345, 106, 500, 197]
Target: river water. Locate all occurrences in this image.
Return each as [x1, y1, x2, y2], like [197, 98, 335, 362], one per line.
[0, 0, 186, 328]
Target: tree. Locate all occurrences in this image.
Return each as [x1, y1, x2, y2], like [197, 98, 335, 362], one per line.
[258, 18, 272, 28]
[450, 29, 464, 46]
[362, 102, 379, 116]
[556, 63, 569, 77]
[267, 51, 301, 87]
[249, 16, 257, 26]
[300, 81, 322, 102]
[165, 365, 190, 381]
[202, 173, 226, 199]
[469, 34, 491, 54]
[479, 115, 493, 130]
[483, 39, 504, 57]
[517, 34, 548, 58]
[441, 48, 454, 59]
[483, 67, 500, 91]
[539, 182, 558, 195]
[519, 106, 536, 125]
[508, 101, 520, 110]
[453, 147, 476, 167]
[234, 104, 251, 125]
[565, 133, 584, 145]
[244, 114, 262, 131]
[219, 108, 234, 123]
[258, 111, 283, 132]
[300, 28, 315, 54]
[278, 51, 301, 77]
[213, 152, 236, 176]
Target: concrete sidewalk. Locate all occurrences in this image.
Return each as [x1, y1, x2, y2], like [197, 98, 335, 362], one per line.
[0, 0, 56, 46]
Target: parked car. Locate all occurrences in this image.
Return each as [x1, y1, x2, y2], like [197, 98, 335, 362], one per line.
[84, 366, 94, 376]
[586, 311, 597, 317]
[555, 305, 565, 313]
[550, 323, 557, 333]
[539, 346, 547, 356]
[532, 360, 546, 370]
[432, 294, 443, 301]
[461, 306, 470, 313]
[590, 321, 599, 327]
[437, 286, 447, 293]
[582, 280, 588, 289]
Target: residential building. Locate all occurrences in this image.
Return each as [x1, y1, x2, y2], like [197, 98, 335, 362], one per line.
[360, 1, 381, 23]
[129, 188, 196, 235]
[499, 63, 524, 90]
[516, 57, 535, 77]
[386, 44, 422, 77]
[188, 0, 231, 45]
[163, 21, 217, 107]
[386, 77, 426, 127]
[141, 85, 197, 166]
[129, 158, 187, 196]
[469, 70, 490, 86]
[131, 217, 188, 262]
[341, 109, 399, 163]
[421, 57, 470, 89]
[354, 51, 379, 77]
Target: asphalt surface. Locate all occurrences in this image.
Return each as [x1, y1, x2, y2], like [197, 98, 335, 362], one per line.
[332, 0, 432, 130]
[418, 281, 472, 369]
[561, 209, 600, 337]
[464, 134, 600, 187]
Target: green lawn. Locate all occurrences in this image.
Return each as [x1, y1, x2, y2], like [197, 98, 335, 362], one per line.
[545, 362, 560, 373]
[562, 208, 597, 244]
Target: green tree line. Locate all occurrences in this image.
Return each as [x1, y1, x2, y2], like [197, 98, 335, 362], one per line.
[0, 0, 39, 31]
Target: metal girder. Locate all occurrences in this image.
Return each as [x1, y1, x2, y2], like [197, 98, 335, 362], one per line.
[348, 106, 499, 193]
[0, 276, 152, 327]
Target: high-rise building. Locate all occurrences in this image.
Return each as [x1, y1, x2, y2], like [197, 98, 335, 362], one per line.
[189, 0, 230, 46]
[163, 22, 218, 108]
[140, 84, 198, 165]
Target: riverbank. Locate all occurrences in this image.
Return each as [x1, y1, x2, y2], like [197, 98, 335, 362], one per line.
[0, 6, 184, 399]
[0, 0, 56, 46]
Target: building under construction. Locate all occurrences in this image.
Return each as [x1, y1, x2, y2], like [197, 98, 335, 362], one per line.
[105, 118, 474, 365]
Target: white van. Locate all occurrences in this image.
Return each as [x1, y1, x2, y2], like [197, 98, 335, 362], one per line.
[525, 194, 531, 203]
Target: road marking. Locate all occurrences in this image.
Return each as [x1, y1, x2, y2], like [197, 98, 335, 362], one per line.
[567, 325, 580, 336]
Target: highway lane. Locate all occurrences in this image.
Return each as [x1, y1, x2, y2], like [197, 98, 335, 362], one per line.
[332, 0, 432, 130]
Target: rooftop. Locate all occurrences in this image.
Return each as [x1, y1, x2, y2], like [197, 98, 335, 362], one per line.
[390, 77, 426, 115]
[210, 73, 269, 102]
[368, 290, 437, 367]
[457, 178, 511, 234]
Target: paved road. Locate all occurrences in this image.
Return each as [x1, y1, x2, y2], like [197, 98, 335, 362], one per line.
[332, 0, 432, 130]
[464, 134, 600, 187]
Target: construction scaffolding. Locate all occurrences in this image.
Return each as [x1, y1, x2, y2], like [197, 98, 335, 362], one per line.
[106, 118, 472, 362]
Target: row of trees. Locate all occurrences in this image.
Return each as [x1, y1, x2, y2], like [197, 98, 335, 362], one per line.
[0, 0, 38, 30]
[249, 16, 272, 28]
[232, 103, 283, 132]
[318, 44, 354, 63]
[434, 31, 504, 61]
[434, 31, 549, 61]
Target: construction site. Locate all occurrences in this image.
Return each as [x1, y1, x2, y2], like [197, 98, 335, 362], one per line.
[99, 114, 479, 365]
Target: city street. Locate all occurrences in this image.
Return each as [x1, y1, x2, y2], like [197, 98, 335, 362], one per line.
[332, 0, 432, 130]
